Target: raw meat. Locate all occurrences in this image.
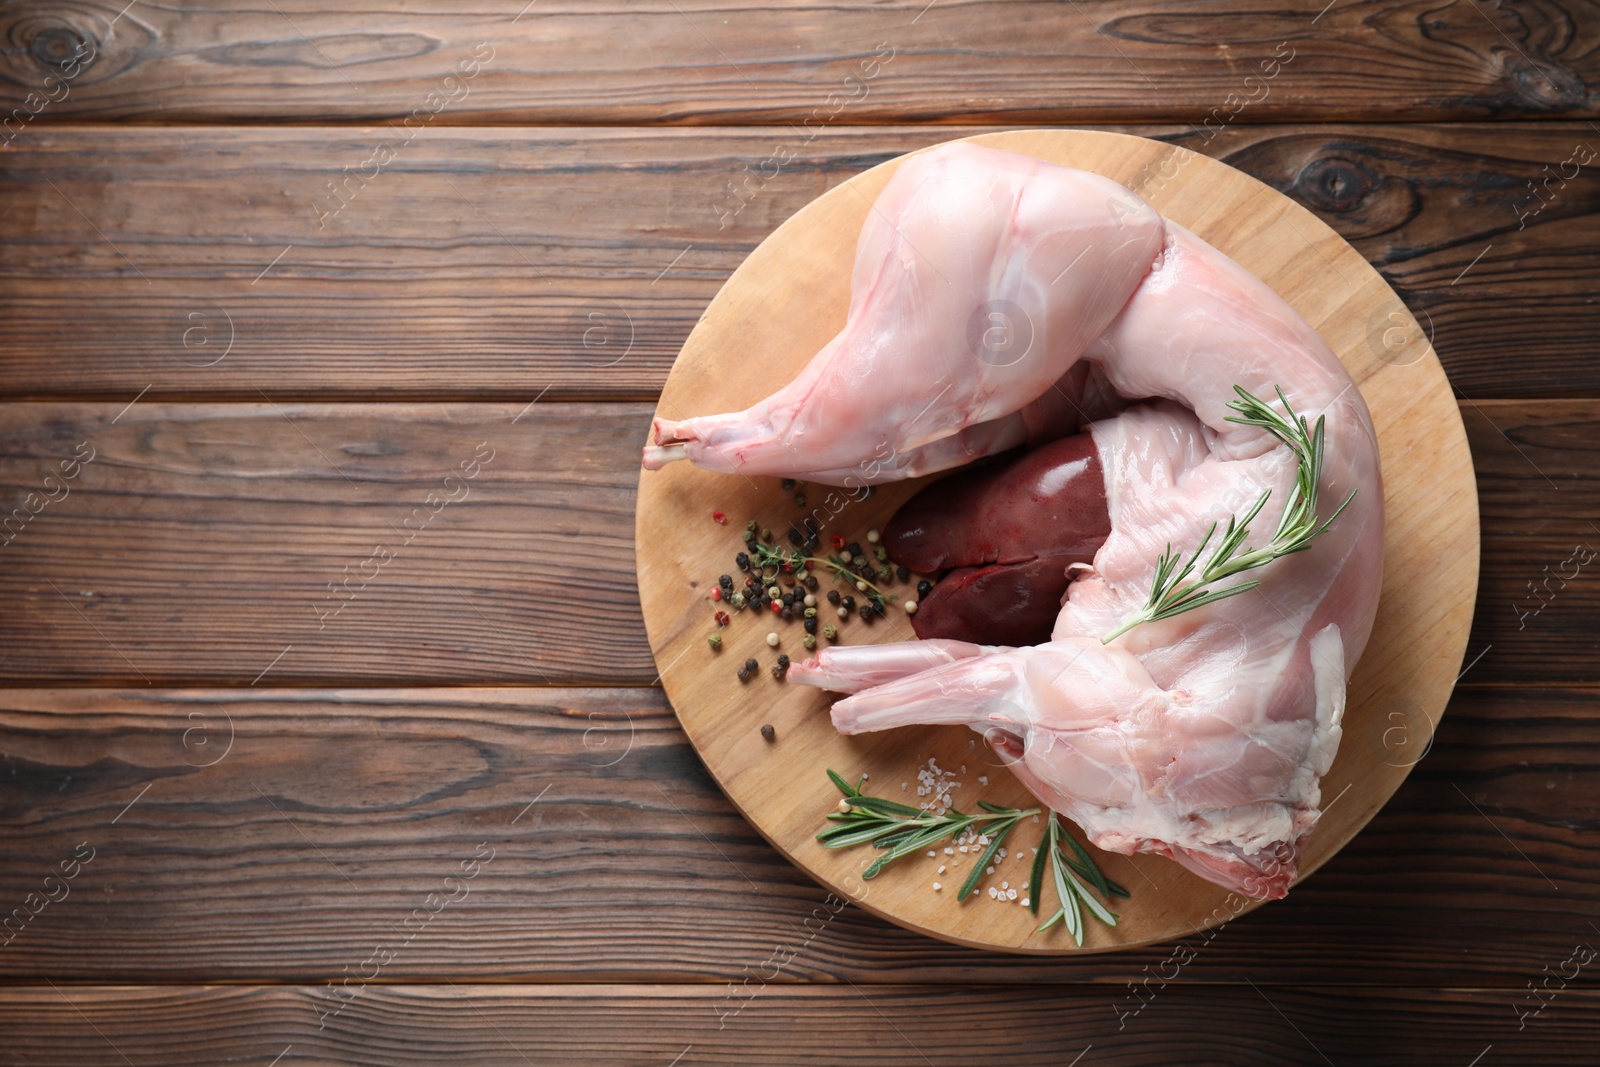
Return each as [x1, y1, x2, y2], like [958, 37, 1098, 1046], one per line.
[642, 141, 1163, 482]
[884, 431, 1110, 647]
[643, 140, 1385, 899]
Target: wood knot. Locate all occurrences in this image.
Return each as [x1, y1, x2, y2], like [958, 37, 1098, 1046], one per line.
[1506, 54, 1589, 111]
[0, 3, 146, 90]
[1295, 157, 1374, 214]
[29, 25, 92, 70]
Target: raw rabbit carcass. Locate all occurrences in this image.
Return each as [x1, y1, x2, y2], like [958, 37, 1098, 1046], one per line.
[642, 140, 1384, 900]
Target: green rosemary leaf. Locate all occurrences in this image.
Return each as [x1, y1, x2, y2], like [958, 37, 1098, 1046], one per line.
[863, 823, 956, 878]
[826, 769, 859, 798]
[1066, 864, 1119, 927]
[848, 795, 927, 818]
[1028, 830, 1050, 916]
[819, 825, 896, 851]
[1055, 817, 1131, 899]
[957, 817, 1019, 901]
[818, 823, 900, 849]
[1049, 829, 1084, 945]
[1147, 581, 1261, 622]
[868, 824, 928, 849]
[1059, 827, 1112, 898]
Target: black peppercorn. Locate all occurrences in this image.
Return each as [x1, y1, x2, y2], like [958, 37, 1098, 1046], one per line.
[781, 479, 796, 492]
[787, 527, 803, 547]
[896, 565, 910, 581]
[761, 723, 776, 741]
[917, 579, 933, 599]
[841, 595, 856, 612]
[777, 654, 790, 669]
[847, 542, 863, 558]
[827, 589, 841, 604]
[736, 553, 751, 572]
[745, 658, 759, 672]
[804, 616, 818, 635]
[738, 666, 754, 682]
[859, 604, 874, 622]
[803, 574, 818, 591]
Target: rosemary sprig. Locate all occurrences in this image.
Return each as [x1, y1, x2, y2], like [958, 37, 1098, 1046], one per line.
[1031, 812, 1128, 944]
[1101, 384, 1357, 643]
[750, 544, 898, 603]
[819, 770, 1034, 890]
[818, 771, 1127, 942]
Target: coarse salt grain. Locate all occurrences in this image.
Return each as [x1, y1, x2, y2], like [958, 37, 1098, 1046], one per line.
[978, 775, 988, 785]
[1006, 889, 1018, 901]
[937, 865, 946, 874]
[986, 866, 995, 875]
[926, 850, 936, 858]
[932, 882, 941, 891]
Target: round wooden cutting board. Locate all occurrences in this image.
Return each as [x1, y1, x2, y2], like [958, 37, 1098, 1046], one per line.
[634, 130, 1479, 954]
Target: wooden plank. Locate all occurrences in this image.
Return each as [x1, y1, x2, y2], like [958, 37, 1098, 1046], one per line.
[1463, 400, 1600, 684]
[0, 0, 1595, 124]
[0, 398, 1590, 686]
[0, 685, 1594, 985]
[0, 984, 1594, 1065]
[0, 401, 653, 685]
[0, 124, 1595, 401]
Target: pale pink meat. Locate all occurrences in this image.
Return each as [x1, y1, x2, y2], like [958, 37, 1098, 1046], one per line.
[642, 142, 1163, 481]
[648, 142, 1385, 899]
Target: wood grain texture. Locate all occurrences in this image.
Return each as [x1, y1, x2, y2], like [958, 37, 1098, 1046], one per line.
[0, 0, 1596, 124]
[0, 984, 1595, 1066]
[0, 124, 1596, 400]
[0, 397, 1589, 686]
[1464, 399, 1600, 683]
[0, 401, 650, 685]
[634, 127, 1476, 953]
[0, 685, 1593, 986]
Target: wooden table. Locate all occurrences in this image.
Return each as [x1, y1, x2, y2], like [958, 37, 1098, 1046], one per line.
[1, 3, 1596, 1063]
